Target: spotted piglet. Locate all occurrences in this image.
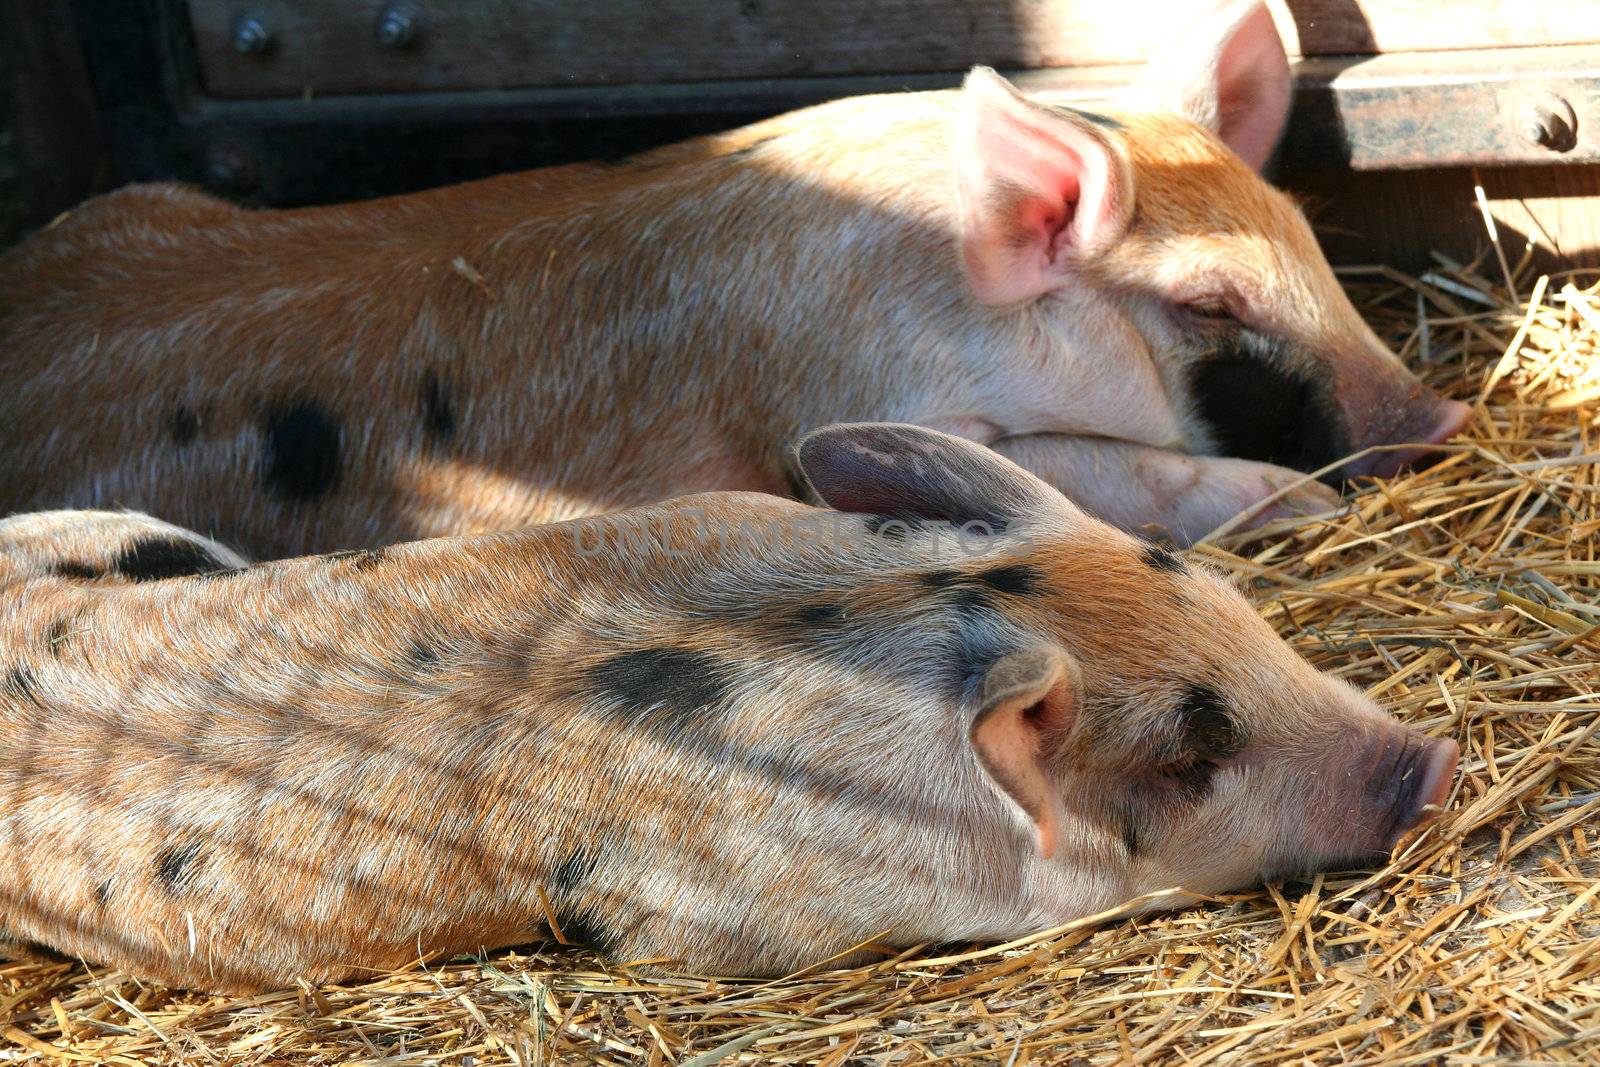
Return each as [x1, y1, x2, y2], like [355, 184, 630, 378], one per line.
[0, 424, 1457, 993]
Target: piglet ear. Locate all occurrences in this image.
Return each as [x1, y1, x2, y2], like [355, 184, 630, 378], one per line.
[957, 67, 1132, 306]
[970, 644, 1079, 860]
[794, 422, 1059, 532]
[1124, 1, 1291, 172]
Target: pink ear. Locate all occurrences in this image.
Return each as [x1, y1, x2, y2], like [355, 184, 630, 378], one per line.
[1126, 1, 1291, 172]
[956, 67, 1131, 306]
[1209, 2, 1292, 170]
[969, 645, 1079, 859]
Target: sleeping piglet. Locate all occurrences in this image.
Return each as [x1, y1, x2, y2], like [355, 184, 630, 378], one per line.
[0, 423, 1457, 992]
[0, 2, 1469, 556]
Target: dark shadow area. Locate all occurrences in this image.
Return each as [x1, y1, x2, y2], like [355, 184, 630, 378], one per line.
[2, 0, 1047, 215]
[1265, 0, 1374, 176]
[0, 53, 19, 249]
[1283, 0, 1378, 55]
[0, 0, 110, 239]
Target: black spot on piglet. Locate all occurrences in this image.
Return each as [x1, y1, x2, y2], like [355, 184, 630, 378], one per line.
[1192, 340, 1345, 478]
[168, 406, 200, 446]
[114, 536, 229, 582]
[421, 371, 457, 445]
[975, 563, 1042, 596]
[555, 910, 619, 954]
[404, 641, 441, 671]
[1178, 684, 1244, 761]
[790, 602, 845, 629]
[261, 401, 342, 502]
[589, 648, 731, 722]
[542, 846, 617, 952]
[154, 843, 202, 895]
[1121, 819, 1141, 857]
[918, 570, 992, 614]
[52, 561, 103, 581]
[1142, 544, 1185, 575]
[550, 845, 598, 900]
[1149, 686, 1246, 804]
[3, 667, 40, 704]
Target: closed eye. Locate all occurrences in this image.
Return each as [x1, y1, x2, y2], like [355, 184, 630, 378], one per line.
[1155, 750, 1212, 779]
[1180, 298, 1237, 325]
[1152, 752, 1220, 803]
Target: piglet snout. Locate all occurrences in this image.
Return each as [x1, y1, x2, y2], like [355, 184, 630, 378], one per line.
[1359, 730, 1460, 852]
[1343, 394, 1473, 480]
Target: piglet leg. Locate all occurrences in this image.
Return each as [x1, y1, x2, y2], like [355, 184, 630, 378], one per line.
[990, 434, 1339, 546]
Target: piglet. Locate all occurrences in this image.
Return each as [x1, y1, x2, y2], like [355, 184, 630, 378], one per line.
[0, 2, 1468, 557]
[0, 424, 1457, 992]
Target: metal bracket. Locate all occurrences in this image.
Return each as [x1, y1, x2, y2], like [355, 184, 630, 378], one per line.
[1279, 46, 1600, 170]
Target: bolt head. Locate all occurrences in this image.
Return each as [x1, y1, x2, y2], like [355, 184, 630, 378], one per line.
[1520, 97, 1578, 152]
[376, 9, 418, 47]
[231, 15, 272, 55]
[204, 146, 257, 194]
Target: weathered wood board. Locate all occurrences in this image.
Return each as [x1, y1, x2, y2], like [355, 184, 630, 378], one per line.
[1288, 163, 1600, 273]
[187, 1, 1600, 99]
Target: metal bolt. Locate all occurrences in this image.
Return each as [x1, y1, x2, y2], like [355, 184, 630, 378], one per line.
[231, 13, 272, 55]
[376, 5, 420, 48]
[1519, 97, 1577, 153]
[204, 144, 258, 194]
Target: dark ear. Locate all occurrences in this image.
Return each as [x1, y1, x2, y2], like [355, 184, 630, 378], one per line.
[1125, 0, 1291, 172]
[969, 644, 1079, 859]
[793, 422, 1057, 532]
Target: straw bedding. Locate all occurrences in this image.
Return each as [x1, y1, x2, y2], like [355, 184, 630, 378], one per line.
[4, 248, 1600, 1065]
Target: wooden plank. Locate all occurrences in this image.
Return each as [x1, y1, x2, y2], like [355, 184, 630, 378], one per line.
[185, 1, 1600, 100]
[1282, 163, 1600, 272]
[1277, 0, 1600, 55]
[169, 45, 1600, 180]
